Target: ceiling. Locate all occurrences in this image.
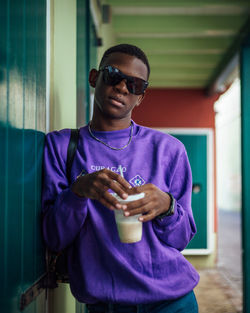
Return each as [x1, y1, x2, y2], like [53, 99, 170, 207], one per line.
[105, 0, 250, 93]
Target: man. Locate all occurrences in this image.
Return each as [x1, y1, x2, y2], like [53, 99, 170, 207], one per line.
[42, 44, 199, 313]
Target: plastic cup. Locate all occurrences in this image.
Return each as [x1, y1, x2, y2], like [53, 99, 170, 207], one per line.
[112, 193, 145, 243]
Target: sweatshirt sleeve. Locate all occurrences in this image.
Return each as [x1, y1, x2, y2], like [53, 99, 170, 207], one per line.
[153, 146, 196, 251]
[42, 131, 88, 252]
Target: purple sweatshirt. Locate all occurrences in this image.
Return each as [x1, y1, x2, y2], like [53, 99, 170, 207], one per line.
[42, 121, 199, 304]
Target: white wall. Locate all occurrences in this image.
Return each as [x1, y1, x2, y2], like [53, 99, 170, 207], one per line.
[49, 0, 77, 131]
[215, 79, 241, 211]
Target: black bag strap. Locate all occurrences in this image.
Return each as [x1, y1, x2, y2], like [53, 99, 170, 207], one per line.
[45, 128, 80, 288]
[26, 130, 80, 303]
[66, 128, 80, 183]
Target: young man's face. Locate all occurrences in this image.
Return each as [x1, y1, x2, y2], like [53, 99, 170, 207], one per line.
[90, 52, 148, 120]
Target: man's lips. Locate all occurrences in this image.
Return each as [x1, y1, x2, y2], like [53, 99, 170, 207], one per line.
[109, 96, 125, 107]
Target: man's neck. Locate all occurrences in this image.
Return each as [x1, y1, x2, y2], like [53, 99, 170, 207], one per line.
[90, 115, 131, 131]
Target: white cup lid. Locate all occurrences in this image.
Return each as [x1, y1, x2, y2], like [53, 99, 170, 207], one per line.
[111, 192, 145, 203]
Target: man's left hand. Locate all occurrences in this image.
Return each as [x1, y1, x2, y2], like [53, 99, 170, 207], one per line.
[121, 184, 171, 222]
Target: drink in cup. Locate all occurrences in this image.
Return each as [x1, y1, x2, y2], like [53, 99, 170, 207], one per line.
[112, 193, 145, 243]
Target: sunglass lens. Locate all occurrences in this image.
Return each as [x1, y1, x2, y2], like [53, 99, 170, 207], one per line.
[127, 77, 145, 95]
[126, 78, 136, 94]
[103, 67, 122, 86]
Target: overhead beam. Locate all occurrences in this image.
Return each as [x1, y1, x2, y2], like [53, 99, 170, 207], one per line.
[206, 53, 239, 93]
[150, 71, 212, 80]
[112, 15, 244, 33]
[112, 6, 250, 15]
[117, 37, 231, 53]
[149, 80, 206, 88]
[107, 0, 250, 8]
[206, 17, 250, 95]
[148, 53, 221, 64]
[117, 31, 236, 39]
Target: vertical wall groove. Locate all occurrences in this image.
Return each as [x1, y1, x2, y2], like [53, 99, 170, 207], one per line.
[34, 0, 38, 281]
[0, 0, 47, 311]
[3, 0, 10, 295]
[21, 0, 26, 286]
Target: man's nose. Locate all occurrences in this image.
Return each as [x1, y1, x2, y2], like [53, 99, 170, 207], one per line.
[114, 79, 129, 94]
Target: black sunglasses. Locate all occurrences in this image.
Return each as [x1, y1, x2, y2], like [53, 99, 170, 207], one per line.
[99, 65, 148, 95]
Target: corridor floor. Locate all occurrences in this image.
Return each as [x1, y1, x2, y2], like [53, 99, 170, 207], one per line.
[194, 209, 242, 313]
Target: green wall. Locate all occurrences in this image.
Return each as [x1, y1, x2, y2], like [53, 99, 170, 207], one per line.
[0, 0, 47, 312]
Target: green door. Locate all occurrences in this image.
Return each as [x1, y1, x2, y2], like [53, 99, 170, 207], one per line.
[169, 132, 211, 253]
[0, 0, 47, 312]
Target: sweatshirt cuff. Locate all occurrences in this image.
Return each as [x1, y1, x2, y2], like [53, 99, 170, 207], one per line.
[156, 192, 175, 220]
[154, 201, 178, 226]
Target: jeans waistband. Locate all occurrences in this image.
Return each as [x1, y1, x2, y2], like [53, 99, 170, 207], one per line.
[86, 302, 138, 313]
[86, 291, 198, 313]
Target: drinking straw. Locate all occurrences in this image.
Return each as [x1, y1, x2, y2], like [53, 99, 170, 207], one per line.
[119, 165, 124, 178]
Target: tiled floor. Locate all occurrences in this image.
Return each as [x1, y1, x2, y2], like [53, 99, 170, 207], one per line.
[218, 209, 242, 294]
[195, 209, 243, 313]
[195, 268, 242, 313]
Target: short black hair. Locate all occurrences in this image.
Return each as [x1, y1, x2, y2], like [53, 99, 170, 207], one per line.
[99, 43, 150, 79]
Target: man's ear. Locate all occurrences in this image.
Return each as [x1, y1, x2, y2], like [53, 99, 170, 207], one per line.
[135, 93, 145, 107]
[89, 69, 99, 88]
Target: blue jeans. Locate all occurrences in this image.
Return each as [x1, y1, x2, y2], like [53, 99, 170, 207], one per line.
[86, 291, 198, 313]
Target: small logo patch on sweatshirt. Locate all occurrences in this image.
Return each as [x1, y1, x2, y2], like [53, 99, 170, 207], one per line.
[129, 175, 146, 187]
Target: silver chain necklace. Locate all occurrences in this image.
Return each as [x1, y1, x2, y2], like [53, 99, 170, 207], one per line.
[88, 122, 134, 150]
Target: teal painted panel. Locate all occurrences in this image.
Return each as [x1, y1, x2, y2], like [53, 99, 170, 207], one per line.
[77, 0, 97, 125]
[89, 16, 97, 70]
[241, 38, 250, 313]
[171, 134, 208, 250]
[76, 300, 87, 313]
[77, 0, 88, 126]
[0, 128, 45, 310]
[0, 0, 46, 312]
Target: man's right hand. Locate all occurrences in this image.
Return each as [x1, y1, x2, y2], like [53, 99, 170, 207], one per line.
[70, 169, 131, 211]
